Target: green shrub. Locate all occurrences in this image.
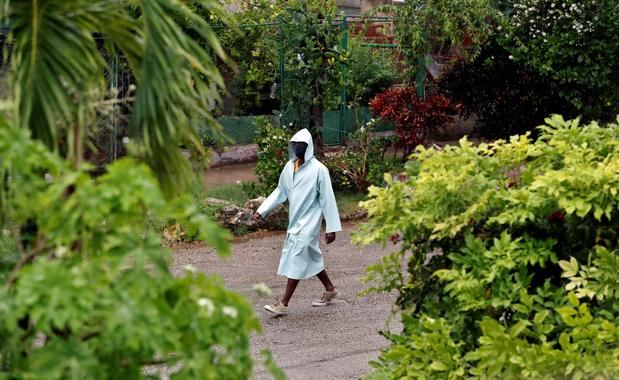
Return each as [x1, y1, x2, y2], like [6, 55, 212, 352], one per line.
[438, 38, 576, 138]
[499, 0, 619, 120]
[254, 116, 291, 196]
[345, 38, 399, 114]
[0, 120, 266, 378]
[357, 115, 619, 379]
[324, 119, 402, 193]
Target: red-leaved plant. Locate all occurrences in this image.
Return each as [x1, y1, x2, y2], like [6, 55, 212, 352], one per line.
[369, 87, 457, 156]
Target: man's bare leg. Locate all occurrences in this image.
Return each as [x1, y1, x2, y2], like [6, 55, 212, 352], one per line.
[281, 278, 300, 307]
[316, 270, 336, 292]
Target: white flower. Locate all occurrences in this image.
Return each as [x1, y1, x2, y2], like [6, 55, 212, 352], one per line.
[183, 264, 197, 273]
[44, 173, 53, 183]
[122, 136, 130, 144]
[55, 246, 69, 258]
[508, 55, 514, 60]
[197, 298, 215, 315]
[296, 53, 303, 61]
[236, 180, 242, 185]
[252, 283, 272, 297]
[222, 306, 238, 318]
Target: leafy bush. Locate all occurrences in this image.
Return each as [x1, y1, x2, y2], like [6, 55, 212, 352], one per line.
[499, 0, 619, 120]
[438, 38, 576, 138]
[0, 121, 266, 378]
[324, 119, 401, 193]
[374, 0, 495, 79]
[345, 38, 399, 113]
[214, 0, 286, 115]
[253, 116, 291, 195]
[356, 115, 619, 378]
[369, 88, 457, 156]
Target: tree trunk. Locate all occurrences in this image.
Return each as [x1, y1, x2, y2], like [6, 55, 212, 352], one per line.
[310, 103, 324, 157]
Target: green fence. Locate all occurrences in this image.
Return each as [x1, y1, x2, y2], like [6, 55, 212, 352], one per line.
[215, 115, 279, 145]
[209, 106, 393, 146]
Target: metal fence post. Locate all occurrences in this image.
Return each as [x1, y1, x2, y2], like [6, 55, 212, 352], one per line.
[339, 16, 348, 144]
[278, 15, 285, 116]
[110, 54, 119, 161]
[416, 55, 425, 99]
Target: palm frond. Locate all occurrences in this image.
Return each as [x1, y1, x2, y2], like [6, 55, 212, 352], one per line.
[5, 0, 105, 148]
[2, 0, 231, 195]
[128, 0, 231, 195]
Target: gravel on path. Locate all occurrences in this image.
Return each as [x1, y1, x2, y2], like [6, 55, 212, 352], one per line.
[172, 223, 400, 380]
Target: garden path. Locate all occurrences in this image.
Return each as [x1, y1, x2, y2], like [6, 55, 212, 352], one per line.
[172, 223, 399, 379]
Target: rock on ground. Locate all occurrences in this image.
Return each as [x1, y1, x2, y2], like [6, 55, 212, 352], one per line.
[206, 197, 288, 232]
[172, 223, 400, 379]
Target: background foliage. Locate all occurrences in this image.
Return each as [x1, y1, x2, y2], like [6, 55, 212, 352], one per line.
[252, 116, 292, 196]
[344, 38, 400, 116]
[214, 0, 287, 115]
[499, 0, 619, 120]
[357, 115, 619, 378]
[438, 38, 576, 138]
[374, 0, 495, 80]
[324, 119, 400, 193]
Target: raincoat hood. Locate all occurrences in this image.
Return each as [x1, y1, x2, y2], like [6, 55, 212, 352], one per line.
[288, 128, 314, 161]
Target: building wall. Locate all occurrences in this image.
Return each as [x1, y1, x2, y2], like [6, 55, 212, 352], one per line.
[337, 0, 401, 16]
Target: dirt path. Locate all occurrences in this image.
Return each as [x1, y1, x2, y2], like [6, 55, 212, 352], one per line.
[172, 223, 399, 379]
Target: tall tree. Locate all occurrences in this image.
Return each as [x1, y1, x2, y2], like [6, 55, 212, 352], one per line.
[280, 0, 344, 153]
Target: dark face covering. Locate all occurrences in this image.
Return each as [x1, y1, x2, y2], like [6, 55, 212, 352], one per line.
[294, 144, 307, 159]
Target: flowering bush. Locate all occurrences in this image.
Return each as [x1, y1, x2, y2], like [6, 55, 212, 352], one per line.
[356, 115, 619, 378]
[500, 0, 619, 119]
[438, 38, 576, 138]
[369, 87, 457, 156]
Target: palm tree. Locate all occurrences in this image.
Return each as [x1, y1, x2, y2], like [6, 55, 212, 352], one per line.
[1, 0, 230, 195]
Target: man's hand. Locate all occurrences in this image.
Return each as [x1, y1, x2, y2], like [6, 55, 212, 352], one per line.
[253, 212, 263, 223]
[325, 232, 336, 244]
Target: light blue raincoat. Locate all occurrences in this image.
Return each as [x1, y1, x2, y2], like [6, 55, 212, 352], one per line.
[257, 128, 342, 280]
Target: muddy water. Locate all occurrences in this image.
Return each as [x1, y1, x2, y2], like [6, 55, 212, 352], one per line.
[203, 163, 257, 187]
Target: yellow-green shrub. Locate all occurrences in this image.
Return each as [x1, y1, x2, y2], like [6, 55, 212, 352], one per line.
[357, 115, 619, 379]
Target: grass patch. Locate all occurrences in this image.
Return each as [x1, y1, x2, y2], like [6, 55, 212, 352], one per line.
[335, 192, 367, 214]
[203, 184, 251, 207]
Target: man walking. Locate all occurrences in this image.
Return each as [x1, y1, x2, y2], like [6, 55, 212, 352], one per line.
[254, 128, 342, 315]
